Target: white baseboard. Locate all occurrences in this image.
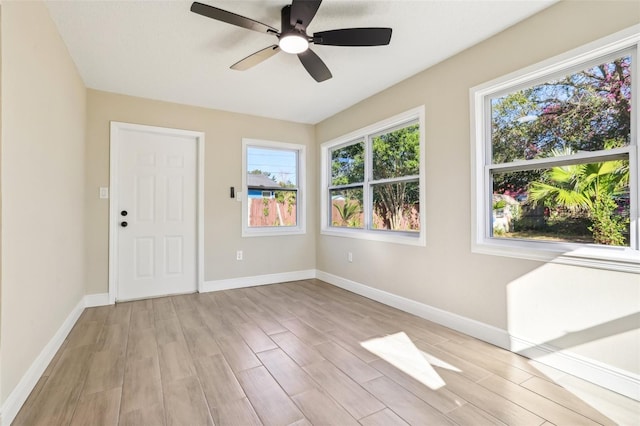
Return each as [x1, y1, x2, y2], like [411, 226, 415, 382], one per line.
[202, 269, 316, 293]
[510, 335, 640, 401]
[0, 292, 113, 426]
[316, 270, 510, 347]
[84, 292, 110, 307]
[0, 298, 85, 426]
[316, 270, 640, 401]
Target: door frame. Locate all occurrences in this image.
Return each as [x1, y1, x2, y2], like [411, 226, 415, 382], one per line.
[108, 121, 205, 304]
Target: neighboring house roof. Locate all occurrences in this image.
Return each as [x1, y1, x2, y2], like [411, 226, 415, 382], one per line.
[247, 173, 278, 188]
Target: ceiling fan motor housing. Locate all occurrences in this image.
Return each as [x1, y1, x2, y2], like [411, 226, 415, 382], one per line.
[281, 6, 308, 39]
[279, 5, 310, 54]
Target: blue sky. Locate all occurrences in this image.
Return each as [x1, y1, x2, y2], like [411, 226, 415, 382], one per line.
[247, 147, 297, 185]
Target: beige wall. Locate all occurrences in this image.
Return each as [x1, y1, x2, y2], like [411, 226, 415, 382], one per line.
[315, 1, 640, 374]
[0, 1, 86, 404]
[0, 0, 637, 411]
[85, 90, 316, 295]
[0, 4, 3, 384]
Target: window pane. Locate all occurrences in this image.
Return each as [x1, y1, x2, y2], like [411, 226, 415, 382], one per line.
[330, 188, 363, 228]
[247, 146, 297, 186]
[372, 181, 420, 232]
[331, 142, 364, 186]
[491, 55, 632, 163]
[248, 189, 297, 228]
[491, 159, 630, 246]
[372, 124, 420, 180]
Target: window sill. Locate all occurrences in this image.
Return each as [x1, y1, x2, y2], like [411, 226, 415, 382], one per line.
[321, 227, 425, 247]
[472, 239, 640, 273]
[242, 227, 306, 238]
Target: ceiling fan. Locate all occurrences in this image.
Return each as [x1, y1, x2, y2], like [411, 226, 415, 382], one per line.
[190, 0, 392, 82]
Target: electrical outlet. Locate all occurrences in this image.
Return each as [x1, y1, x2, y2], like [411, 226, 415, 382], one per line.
[236, 250, 243, 261]
[348, 252, 353, 263]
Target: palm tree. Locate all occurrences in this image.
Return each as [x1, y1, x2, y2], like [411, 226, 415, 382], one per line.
[528, 148, 629, 245]
[334, 200, 361, 227]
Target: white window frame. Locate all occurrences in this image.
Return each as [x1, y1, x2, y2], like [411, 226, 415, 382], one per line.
[321, 106, 426, 246]
[470, 25, 640, 273]
[242, 138, 306, 237]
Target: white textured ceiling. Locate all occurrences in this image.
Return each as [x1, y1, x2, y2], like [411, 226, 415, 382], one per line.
[46, 0, 556, 124]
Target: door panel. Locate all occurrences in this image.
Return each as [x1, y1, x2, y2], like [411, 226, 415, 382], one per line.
[136, 175, 156, 222]
[166, 176, 184, 221]
[165, 236, 184, 275]
[134, 237, 155, 279]
[116, 127, 197, 301]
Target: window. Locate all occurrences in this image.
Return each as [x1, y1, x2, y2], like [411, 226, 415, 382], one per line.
[321, 107, 425, 245]
[471, 26, 640, 271]
[242, 139, 305, 236]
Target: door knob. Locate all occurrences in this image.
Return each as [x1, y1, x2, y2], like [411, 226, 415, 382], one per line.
[121, 210, 128, 216]
[121, 221, 128, 227]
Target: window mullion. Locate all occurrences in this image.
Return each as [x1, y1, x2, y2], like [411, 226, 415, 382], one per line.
[369, 175, 420, 186]
[489, 147, 631, 173]
[631, 46, 639, 250]
[326, 146, 333, 228]
[630, 145, 639, 250]
[329, 182, 365, 191]
[485, 96, 494, 166]
[484, 96, 495, 241]
[248, 185, 297, 191]
[364, 134, 373, 230]
[486, 162, 494, 240]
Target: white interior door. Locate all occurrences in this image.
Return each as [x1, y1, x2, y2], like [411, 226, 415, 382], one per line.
[111, 123, 201, 301]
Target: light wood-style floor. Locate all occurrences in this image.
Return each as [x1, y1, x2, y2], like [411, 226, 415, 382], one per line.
[13, 279, 639, 425]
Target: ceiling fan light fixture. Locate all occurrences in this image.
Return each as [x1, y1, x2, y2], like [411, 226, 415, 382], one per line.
[279, 34, 309, 54]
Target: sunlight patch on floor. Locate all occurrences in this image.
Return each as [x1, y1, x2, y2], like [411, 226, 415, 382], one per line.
[421, 350, 462, 372]
[361, 332, 459, 390]
[526, 359, 640, 426]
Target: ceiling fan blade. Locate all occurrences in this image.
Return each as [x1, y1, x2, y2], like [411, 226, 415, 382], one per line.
[191, 2, 278, 34]
[290, 0, 322, 29]
[314, 28, 392, 46]
[231, 45, 280, 71]
[297, 49, 332, 82]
